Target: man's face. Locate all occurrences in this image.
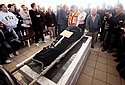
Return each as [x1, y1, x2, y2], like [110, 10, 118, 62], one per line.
[10, 6, 15, 12]
[115, 6, 121, 14]
[48, 8, 51, 13]
[1, 5, 8, 12]
[22, 6, 27, 11]
[33, 5, 37, 10]
[91, 9, 97, 16]
[0, 23, 4, 29]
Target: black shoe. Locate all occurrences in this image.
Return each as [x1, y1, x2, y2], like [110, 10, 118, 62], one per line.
[107, 50, 112, 53]
[114, 59, 121, 62]
[112, 54, 119, 57]
[91, 46, 94, 48]
[101, 49, 106, 52]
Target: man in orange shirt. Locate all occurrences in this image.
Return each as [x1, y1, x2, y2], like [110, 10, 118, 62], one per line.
[68, 5, 78, 26]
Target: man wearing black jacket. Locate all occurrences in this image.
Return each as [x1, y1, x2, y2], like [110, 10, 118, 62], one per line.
[45, 7, 56, 40]
[29, 3, 45, 47]
[9, 4, 23, 37]
[112, 3, 125, 62]
[101, 10, 115, 53]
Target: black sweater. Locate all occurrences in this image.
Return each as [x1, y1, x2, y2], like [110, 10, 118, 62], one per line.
[29, 10, 42, 28]
[45, 12, 56, 27]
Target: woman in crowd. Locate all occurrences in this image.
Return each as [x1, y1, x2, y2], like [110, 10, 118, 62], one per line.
[45, 7, 56, 40]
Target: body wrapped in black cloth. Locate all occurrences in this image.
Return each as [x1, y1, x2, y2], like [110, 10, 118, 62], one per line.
[33, 26, 83, 67]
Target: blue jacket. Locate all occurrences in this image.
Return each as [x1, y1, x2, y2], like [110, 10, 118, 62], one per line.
[57, 8, 68, 26]
[86, 14, 101, 32]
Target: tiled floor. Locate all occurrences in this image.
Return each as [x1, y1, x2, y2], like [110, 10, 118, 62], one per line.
[3, 37, 125, 85]
[76, 42, 125, 85]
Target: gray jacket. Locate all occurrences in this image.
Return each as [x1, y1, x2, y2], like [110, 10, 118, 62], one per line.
[57, 8, 68, 26]
[86, 14, 101, 32]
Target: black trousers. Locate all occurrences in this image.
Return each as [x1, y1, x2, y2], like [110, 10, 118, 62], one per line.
[103, 32, 114, 51]
[58, 24, 68, 34]
[3, 40, 21, 54]
[116, 35, 125, 60]
[78, 24, 85, 33]
[9, 40, 21, 52]
[34, 27, 44, 43]
[0, 46, 8, 64]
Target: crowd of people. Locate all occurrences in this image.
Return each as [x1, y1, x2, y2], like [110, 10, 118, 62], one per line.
[0, 2, 125, 65]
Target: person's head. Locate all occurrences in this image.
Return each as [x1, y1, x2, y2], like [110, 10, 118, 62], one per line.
[0, 4, 8, 12]
[106, 10, 112, 16]
[10, 5, 15, 12]
[115, 3, 123, 15]
[37, 5, 42, 12]
[79, 7, 84, 13]
[91, 8, 97, 16]
[21, 5, 27, 11]
[7, 4, 12, 9]
[48, 7, 52, 13]
[31, 3, 37, 10]
[63, 4, 67, 11]
[57, 5, 60, 10]
[70, 5, 76, 12]
[0, 22, 6, 29]
[102, 3, 106, 9]
[42, 7, 45, 12]
[12, 3, 17, 9]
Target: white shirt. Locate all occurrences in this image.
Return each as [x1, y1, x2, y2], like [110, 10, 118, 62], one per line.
[19, 10, 32, 25]
[0, 11, 18, 30]
[91, 15, 97, 22]
[77, 11, 87, 26]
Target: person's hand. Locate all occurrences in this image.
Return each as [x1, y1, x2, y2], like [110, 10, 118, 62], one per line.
[10, 39, 15, 42]
[123, 28, 125, 33]
[36, 15, 40, 17]
[51, 24, 54, 26]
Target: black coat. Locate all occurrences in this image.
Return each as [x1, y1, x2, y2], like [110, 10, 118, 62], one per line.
[12, 11, 23, 27]
[29, 10, 42, 28]
[113, 13, 125, 34]
[45, 12, 56, 27]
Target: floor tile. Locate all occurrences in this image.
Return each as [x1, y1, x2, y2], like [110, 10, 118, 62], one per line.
[107, 56, 116, 60]
[97, 57, 107, 64]
[90, 50, 99, 56]
[23, 51, 35, 58]
[107, 65, 119, 76]
[88, 54, 98, 61]
[98, 52, 108, 59]
[92, 78, 107, 85]
[82, 66, 95, 77]
[12, 54, 24, 61]
[86, 59, 96, 68]
[107, 73, 121, 85]
[121, 78, 125, 85]
[14, 56, 28, 63]
[3, 60, 17, 71]
[96, 62, 107, 72]
[94, 69, 106, 82]
[77, 73, 92, 85]
[92, 47, 100, 51]
[107, 59, 118, 67]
